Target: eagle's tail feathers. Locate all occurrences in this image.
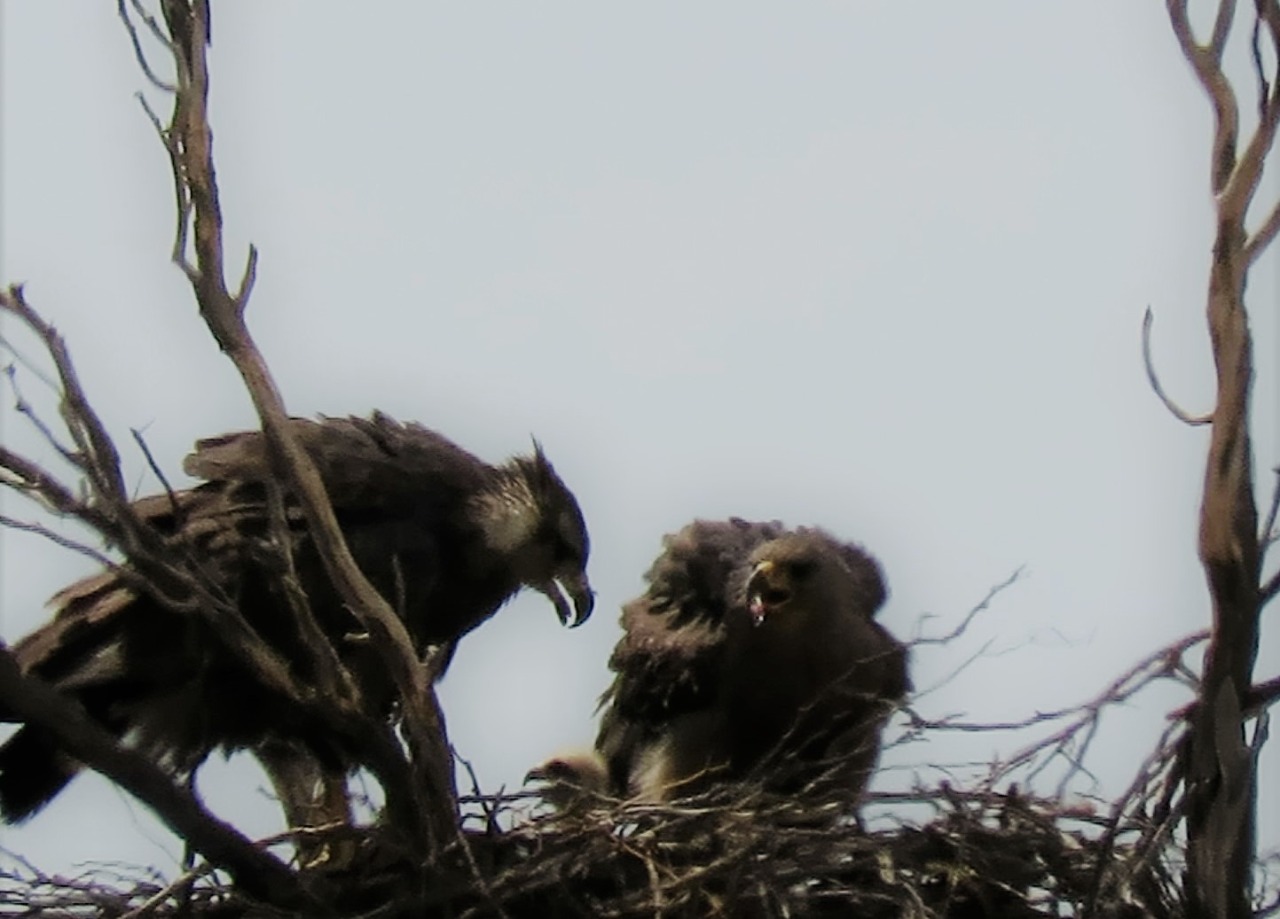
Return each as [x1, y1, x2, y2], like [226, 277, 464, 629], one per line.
[0, 726, 81, 823]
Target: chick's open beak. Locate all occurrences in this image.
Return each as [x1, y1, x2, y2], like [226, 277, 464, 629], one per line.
[745, 560, 791, 627]
[539, 569, 595, 628]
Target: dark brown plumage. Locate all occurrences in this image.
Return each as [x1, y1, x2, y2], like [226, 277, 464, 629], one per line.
[568, 519, 908, 805]
[0, 413, 593, 823]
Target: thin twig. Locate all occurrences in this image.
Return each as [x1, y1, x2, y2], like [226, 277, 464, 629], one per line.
[0, 513, 117, 570]
[115, 0, 177, 93]
[911, 567, 1023, 645]
[1141, 308, 1212, 425]
[1262, 466, 1280, 550]
[130, 428, 182, 508]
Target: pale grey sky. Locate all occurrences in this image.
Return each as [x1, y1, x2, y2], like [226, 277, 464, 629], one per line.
[1, 2, 1276, 878]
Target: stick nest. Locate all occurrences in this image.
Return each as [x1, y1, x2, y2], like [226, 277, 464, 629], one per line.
[1, 778, 1195, 919]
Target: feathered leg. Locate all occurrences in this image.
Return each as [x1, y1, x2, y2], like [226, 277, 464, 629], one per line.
[257, 738, 354, 869]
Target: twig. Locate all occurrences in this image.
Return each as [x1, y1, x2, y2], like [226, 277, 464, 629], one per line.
[0, 513, 117, 569]
[1262, 466, 1280, 550]
[131, 428, 182, 508]
[116, 860, 215, 919]
[116, 0, 176, 93]
[1263, 569, 1280, 602]
[1141, 308, 1212, 426]
[911, 567, 1023, 646]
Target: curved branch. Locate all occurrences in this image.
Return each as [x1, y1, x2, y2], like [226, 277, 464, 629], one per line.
[1141, 308, 1213, 426]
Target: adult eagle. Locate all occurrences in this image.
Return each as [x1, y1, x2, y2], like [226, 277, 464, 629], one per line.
[532, 519, 907, 808]
[0, 413, 593, 823]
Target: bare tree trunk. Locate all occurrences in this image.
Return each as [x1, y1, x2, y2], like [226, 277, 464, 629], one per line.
[1184, 216, 1260, 919]
[1161, 3, 1280, 915]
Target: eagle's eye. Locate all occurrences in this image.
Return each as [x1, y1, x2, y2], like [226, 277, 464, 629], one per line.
[554, 538, 582, 566]
[554, 509, 588, 566]
[760, 586, 791, 605]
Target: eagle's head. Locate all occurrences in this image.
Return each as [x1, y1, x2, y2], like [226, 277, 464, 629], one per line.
[741, 533, 872, 629]
[476, 442, 594, 627]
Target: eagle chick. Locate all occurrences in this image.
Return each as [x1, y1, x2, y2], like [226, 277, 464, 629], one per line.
[535, 519, 907, 809]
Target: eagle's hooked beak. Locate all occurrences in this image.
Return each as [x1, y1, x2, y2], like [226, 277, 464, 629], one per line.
[539, 569, 595, 628]
[745, 560, 791, 627]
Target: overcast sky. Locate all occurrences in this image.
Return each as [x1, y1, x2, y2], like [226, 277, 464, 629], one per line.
[1, 2, 1277, 879]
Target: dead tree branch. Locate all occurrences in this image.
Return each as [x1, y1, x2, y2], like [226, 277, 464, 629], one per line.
[129, 0, 457, 856]
[909, 630, 1210, 799]
[0, 285, 441, 905]
[1164, 3, 1278, 916]
[0, 286, 326, 714]
[911, 567, 1024, 646]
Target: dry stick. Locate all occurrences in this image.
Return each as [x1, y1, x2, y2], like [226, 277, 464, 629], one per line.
[1261, 467, 1280, 546]
[0, 646, 320, 913]
[910, 629, 1209, 735]
[150, 0, 456, 856]
[0, 513, 116, 569]
[911, 566, 1023, 646]
[1082, 717, 1189, 918]
[1142, 308, 1213, 426]
[3, 291, 130, 511]
[0, 290, 128, 504]
[130, 429, 183, 512]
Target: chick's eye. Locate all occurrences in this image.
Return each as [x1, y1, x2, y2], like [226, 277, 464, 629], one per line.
[788, 560, 816, 580]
